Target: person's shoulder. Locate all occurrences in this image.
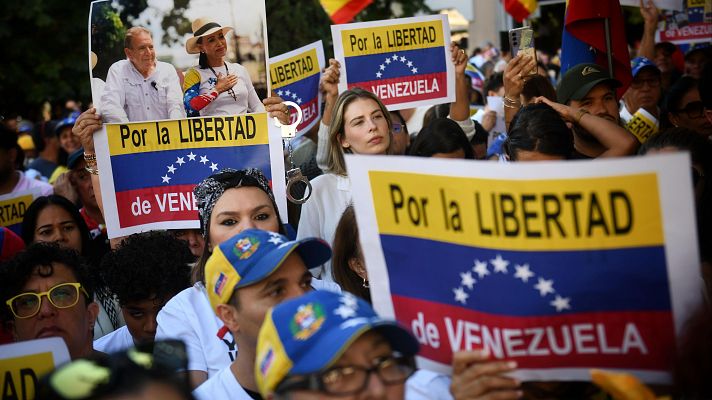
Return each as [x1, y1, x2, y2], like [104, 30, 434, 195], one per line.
[311, 173, 339, 186]
[108, 59, 130, 71]
[94, 325, 133, 354]
[193, 366, 251, 400]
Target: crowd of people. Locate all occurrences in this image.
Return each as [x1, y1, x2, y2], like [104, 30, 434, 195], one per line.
[1, 2, 712, 399]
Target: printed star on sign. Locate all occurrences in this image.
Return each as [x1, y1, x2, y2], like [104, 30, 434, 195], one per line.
[376, 72, 382, 78]
[285, 90, 291, 97]
[411, 67, 418, 74]
[161, 175, 171, 183]
[534, 278, 555, 297]
[392, 54, 399, 60]
[491, 254, 509, 273]
[187, 152, 197, 161]
[460, 271, 476, 290]
[297, 98, 302, 105]
[291, 93, 297, 99]
[407, 61, 413, 67]
[167, 164, 176, 174]
[176, 157, 185, 166]
[334, 304, 356, 319]
[210, 162, 219, 172]
[277, 90, 283, 96]
[453, 287, 469, 305]
[550, 295, 571, 312]
[379, 64, 386, 71]
[400, 56, 406, 62]
[385, 58, 391, 65]
[472, 260, 489, 278]
[200, 156, 209, 165]
[514, 264, 534, 283]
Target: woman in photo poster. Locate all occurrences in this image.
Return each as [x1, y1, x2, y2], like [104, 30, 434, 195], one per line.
[183, 17, 286, 118]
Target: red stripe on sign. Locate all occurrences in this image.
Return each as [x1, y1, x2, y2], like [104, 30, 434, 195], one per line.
[116, 184, 199, 227]
[392, 295, 674, 371]
[291, 96, 320, 131]
[347, 72, 448, 105]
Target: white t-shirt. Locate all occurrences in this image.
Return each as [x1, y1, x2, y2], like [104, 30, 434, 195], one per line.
[406, 369, 453, 400]
[296, 173, 352, 282]
[155, 283, 236, 377]
[94, 325, 133, 354]
[183, 62, 265, 117]
[12, 171, 53, 197]
[192, 366, 253, 400]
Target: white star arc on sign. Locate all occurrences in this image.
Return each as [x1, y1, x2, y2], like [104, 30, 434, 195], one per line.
[176, 157, 185, 166]
[491, 255, 509, 273]
[411, 67, 418, 74]
[291, 93, 297, 99]
[297, 98, 302, 104]
[392, 54, 399, 60]
[167, 164, 176, 174]
[453, 287, 469, 304]
[161, 175, 171, 183]
[514, 264, 535, 283]
[200, 156, 209, 165]
[187, 152, 196, 161]
[550, 295, 571, 312]
[472, 260, 489, 278]
[284, 90, 291, 96]
[376, 72, 382, 78]
[379, 64, 385, 71]
[385, 58, 391, 64]
[277, 90, 283, 96]
[407, 61, 413, 67]
[400, 56, 406, 62]
[209, 162, 219, 172]
[534, 278, 555, 297]
[460, 271, 476, 290]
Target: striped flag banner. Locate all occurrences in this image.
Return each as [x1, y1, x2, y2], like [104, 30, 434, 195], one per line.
[94, 113, 287, 238]
[346, 153, 702, 384]
[331, 15, 455, 111]
[269, 41, 325, 138]
[320, 0, 373, 24]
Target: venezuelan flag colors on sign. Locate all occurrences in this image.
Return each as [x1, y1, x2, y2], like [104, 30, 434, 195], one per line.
[0, 189, 41, 235]
[0, 338, 70, 400]
[347, 153, 702, 384]
[269, 41, 325, 137]
[331, 15, 455, 111]
[94, 113, 286, 238]
[320, 0, 372, 24]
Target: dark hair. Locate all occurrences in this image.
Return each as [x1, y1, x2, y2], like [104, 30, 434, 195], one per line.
[484, 72, 504, 95]
[0, 242, 95, 323]
[331, 205, 370, 303]
[698, 63, 712, 109]
[410, 118, 474, 159]
[665, 76, 698, 115]
[421, 104, 450, 132]
[673, 302, 712, 398]
[471, 120, 488, 145]
[521, 75, 557, 104]
[100, 231, 192, 306]
[192, 170, 286, 284]
[21, 195, 91, 255]
[0, 124, 18, 150]
[504, 103, 573, 161]
[197, 37, 209, 69]
[31, 120, 57, 152]
[639, 128, 712, 262]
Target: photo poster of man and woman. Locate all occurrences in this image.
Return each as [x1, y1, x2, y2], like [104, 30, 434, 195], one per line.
[87, 0, 287, 238]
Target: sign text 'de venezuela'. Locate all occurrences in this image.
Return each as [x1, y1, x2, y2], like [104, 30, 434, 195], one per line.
[346, 154, 702, 384]
[269, 41, 324, 137]
[97, 112, 285, 238]
[332, 15, 454, 110]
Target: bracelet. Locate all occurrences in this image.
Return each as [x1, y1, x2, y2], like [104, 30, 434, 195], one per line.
[503, 102, 521, 109]
[574, 109, 589, 125]
[85, 166, 99, 175]
[503, 95, 521, 105]
[84, 153, 97, 162]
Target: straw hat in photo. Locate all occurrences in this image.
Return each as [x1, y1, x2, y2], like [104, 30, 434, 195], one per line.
[185, 17, 234, 55]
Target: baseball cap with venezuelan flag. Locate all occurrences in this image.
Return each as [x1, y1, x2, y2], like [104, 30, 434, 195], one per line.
[255, 290, 420, 397]
[204, 229, 331, 312]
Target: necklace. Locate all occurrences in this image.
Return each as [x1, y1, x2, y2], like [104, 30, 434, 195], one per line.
[209, 62, 237, 101]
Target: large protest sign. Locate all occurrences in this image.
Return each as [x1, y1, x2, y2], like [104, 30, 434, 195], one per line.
[0, 188, 43, 235]
[269, 41, 325, 137]
[654, 0, 711, 50]
[95, 114, 286, 238]
[347, 153, 702, 384]
[0, 338, 70, 400]
[331, 15, 455, 111]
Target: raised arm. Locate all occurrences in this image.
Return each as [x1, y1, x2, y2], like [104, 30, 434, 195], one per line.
[638, 0, 659, 61]
[316, 59, 341, 171]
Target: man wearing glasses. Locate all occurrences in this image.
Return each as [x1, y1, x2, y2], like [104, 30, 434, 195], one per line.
[620, 57, 661, 131]
[0, 243, 99, 359]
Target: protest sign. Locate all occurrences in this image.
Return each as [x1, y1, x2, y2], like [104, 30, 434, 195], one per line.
[0, 338, 70, 400]
[655, 0, 711, 49]
[625, 108, 659, 144]
[347, 153, 702, 384]
[269, 41, 325, 138]
[95, 113, 287, 238]
[331, 15, 455, 111]
[0, 188, 42, 235]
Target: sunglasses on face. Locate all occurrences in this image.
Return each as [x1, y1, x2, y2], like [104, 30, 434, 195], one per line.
[5, 282, 88, 319]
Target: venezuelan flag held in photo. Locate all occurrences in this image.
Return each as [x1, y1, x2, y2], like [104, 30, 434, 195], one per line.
[332, 15, 455, 110]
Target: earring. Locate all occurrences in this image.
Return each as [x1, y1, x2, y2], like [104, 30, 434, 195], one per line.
[343, 143, 350, 148]
[362, 278, 369, 289]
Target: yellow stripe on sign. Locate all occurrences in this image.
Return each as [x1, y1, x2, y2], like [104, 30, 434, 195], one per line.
[0, 352, 55, 400]
[369, 171, 664, 251]
[341, 20, 444, 57]
[107, 114, 269, 156]
[270, 48, 320, 89]
[0, 194, 33, 227]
